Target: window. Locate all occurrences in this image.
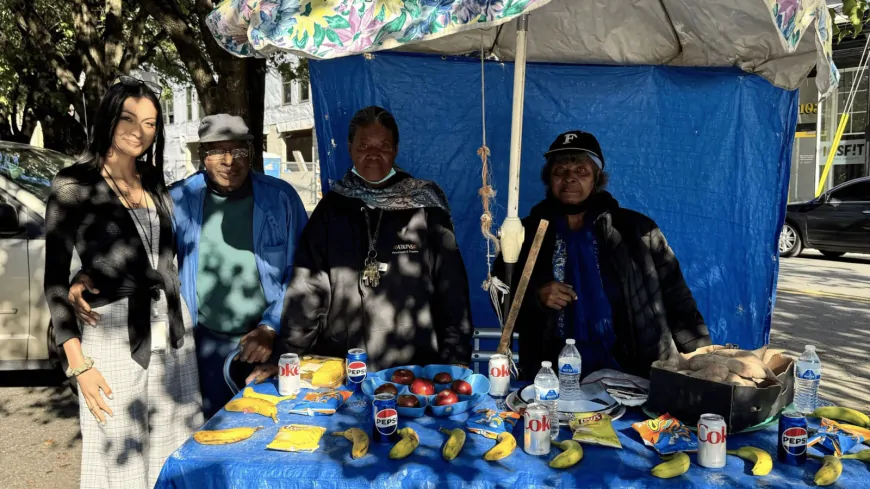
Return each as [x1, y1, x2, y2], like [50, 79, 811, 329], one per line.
[299, 81, 310, 102]
[164, 92, 175, 125]
[837, 69, 869, 134]
[831, 180, 870, 202]
[283, 78, 293, 105]
[199, 102, 206, 118]
[0, 146, 74, 202]
[186, 87, 194, 121]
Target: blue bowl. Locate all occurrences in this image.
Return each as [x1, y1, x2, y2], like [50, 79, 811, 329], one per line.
[428, 374, 492, 417]
[396, 393, 428, 418]
[423, 364, 473, 391]
[361, 377, 403, 398]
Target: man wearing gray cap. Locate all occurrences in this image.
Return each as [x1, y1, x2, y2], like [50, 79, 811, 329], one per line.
[69, 114, 308, 418]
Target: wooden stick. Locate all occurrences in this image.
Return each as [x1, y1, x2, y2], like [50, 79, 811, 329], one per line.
[498, 219, 549, 355]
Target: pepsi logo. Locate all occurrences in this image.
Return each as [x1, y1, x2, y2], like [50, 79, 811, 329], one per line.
[375, 408, 398, 435]
[347, 361, 367, 382]
[781, 427, 808, 455]
[526, 415, 551, 433]
[490, 364, 510, 378]
[280, 363, 299, 377]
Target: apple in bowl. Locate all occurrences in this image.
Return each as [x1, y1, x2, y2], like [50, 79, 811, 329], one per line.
[397, 394, 421, 408]
[434, 389, 460, 406]
[433, 372, 453, 384]
[410, 378, 436, 396]
[391, 369, 416, 385]
[374, 383, 399, 396]
[451, 379, 472, 396]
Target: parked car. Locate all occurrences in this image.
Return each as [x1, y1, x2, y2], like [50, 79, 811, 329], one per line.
[0, 142, 77, 371]
[780, 176, 870, 258]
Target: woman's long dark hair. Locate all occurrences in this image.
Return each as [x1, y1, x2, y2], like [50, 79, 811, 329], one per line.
[83, 81, 170, 210]
[348, 106, 400, 146]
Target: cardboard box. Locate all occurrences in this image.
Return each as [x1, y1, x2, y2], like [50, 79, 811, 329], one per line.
[647, 349, 794, 433]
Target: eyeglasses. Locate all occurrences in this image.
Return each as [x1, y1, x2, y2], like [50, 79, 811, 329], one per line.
[203, 149, 251, 161]
[112, 76, 163, 99]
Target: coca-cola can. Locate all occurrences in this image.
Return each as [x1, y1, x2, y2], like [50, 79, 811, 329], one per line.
[488, 354, 511, 398]
[523, 403, 551, 455]
[697, 413, 727, 468]
[278, 353, 300, 396]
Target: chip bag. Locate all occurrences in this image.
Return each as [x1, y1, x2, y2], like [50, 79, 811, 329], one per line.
[266, 424, 327, 453]
[808, 418, 866, 457]
[299, 355, 346, 389]
[287, 389, 352, 416]
[632, 414, 698, 455]
[567, 412, 623, 449]
[466, 409, 521, 439]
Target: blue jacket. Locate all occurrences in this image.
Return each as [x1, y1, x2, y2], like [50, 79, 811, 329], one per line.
[170, 171, 308, 333]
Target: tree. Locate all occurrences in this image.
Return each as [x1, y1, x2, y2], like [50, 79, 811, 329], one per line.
[831, 0, 870, 42]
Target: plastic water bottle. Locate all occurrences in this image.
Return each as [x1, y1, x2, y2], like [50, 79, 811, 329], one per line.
[794, 345, 822, 414]
[534, 361, 560, 439]
[557, 339, 582, 401]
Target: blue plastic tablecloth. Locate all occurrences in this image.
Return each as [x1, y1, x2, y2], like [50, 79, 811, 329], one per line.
[156, 381, 870, 489]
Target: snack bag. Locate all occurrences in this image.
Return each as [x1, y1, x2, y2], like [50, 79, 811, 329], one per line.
[567, 412, 623, 449]
[632, 414, 698, 455]
[266, 424, 327, 453]
[299, 355, 346, 389]
[466, 409, 521, 439]
[287, 389, 353, 416]
[808, 418, 866, 457]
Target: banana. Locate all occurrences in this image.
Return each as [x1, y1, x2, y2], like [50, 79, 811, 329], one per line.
[726, 446, 773, 476]
[843, 450, 870, 462]
[388, 428, 420, 460]
[811, 406, 870, 428]
[193, 426, 263, 445]
[242, 387, 296, 404]
[814, 455, 843, 486]
[224, 398, 279, 423]
[483, 432, 517, 461]
[651, 452, 691, 479]
[332, 428, 370, 459]
[549, 440, 584, 469]
[439, 427, 466, 461]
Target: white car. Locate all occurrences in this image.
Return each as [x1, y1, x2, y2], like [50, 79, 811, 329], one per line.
[0, 142, 77, 371]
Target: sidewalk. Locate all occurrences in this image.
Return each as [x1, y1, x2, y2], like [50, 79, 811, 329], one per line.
[777, 251, 870, 301]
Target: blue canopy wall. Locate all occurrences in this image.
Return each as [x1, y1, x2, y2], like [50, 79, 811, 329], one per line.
[309, 53, 797, 351]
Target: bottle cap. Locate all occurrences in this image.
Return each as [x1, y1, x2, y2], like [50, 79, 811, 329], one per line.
[566, 339, 575, 345]
[541, 361, 552, 368]
[806, 345, 816, 351]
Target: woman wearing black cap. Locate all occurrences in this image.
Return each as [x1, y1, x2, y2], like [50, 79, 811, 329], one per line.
[493, 130, 711, 380]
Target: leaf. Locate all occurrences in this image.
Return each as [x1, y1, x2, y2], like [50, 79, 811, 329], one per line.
[374, 12, 406, 46]
[314, 24, 326, 48]
[405, 0, 422, 17]
[294, 30, 310, 49]
[325, 15, 351, 30]
[325, 28, 343, 46]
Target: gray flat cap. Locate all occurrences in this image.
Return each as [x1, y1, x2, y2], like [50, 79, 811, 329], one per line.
[198, 114, 254, 143]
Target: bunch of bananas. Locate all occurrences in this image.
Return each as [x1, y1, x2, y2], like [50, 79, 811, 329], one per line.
[483, 432, 517, 461]
[439, 427, 466, 461]
[224, 398, 279, 423]
[332, 428, 369, 459]
[811, 406, 870, 428]
[193, 426, 263, 445]
[650, 452, 690, 479]
[388, 428, 420, 460]
[549, 440, 584, 469]
[242, 387, 297, 404]
[726, 446, 772, 476]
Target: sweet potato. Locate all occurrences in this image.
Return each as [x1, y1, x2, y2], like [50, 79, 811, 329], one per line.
[722, 373, 756, 387]
[687, 354, 728, 371]
[690, 364, 730, 382]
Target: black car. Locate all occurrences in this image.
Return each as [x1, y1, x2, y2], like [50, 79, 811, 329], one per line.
[780, 176, 870, 258]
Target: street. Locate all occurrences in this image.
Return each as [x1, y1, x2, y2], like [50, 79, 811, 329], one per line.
[1, 251, 868, 489]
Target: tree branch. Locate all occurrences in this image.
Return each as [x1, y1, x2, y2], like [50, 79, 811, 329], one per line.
[104, 0, 126, 74]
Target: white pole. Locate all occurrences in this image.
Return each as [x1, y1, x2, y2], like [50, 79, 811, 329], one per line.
[499, 14, 530, 265]
[814, 92, 822, 195]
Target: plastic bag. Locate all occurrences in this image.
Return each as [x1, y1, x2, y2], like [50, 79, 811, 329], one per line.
[466, 409, 520, 439]
[287, 389, 352, 416]
[568, 412, 623, 449]
[632, 414, 697, 454]
[266, 424, 327, 453]
[300, 355, 346, 389]
[809, 418, 866, 457]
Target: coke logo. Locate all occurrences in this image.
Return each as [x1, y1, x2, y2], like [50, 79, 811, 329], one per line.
[490, 364, 510, 378]
[375, 408, 398, 435]
[782, 427, 808, 455]
[526, 415, 551, 432]
[280, 363, 299, 377]
[699, 424, 726, 444]
[347, 361, 367, 381]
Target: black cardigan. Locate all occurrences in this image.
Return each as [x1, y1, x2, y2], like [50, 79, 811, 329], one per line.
[44, 162, 184, 369]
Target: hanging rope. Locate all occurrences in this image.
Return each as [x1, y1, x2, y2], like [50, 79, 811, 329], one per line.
[478, 32, 502, 293]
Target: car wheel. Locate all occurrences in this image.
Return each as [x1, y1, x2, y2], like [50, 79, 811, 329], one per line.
[779, 223, 802, 257]
[821, 251, 845, 259]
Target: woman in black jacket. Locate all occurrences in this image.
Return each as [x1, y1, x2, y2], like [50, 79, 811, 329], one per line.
[44, 78, 201, 489]
[249, 106, 473, 382]
[494, 130, 711, 380]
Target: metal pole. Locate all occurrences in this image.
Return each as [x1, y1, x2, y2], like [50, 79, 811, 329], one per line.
[82, 92, 89, 140]
[814, 93, 823, 196]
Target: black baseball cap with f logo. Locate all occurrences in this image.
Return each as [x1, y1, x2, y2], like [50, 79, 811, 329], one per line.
[544, 130, 605, 170]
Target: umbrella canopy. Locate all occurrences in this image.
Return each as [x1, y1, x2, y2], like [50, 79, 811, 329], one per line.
[208, 0, 838, 95]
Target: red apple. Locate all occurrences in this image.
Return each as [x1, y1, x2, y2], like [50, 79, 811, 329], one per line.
[410, 378, 436, 395]
[451, 379, 472, 395]
[375, 383, 398, 396]
[434, 389, 460, 406]
[391, 369, 416, 385]
[434, 372, 453, 384]
[397, 394, 421, 408]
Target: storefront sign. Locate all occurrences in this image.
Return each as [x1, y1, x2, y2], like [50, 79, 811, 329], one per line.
[821, 137, 866, 166]
[798, 103, 818, 115]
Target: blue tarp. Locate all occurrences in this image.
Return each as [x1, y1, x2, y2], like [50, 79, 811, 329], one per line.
[156, 381, 870, 488]
[309, 53, 797, 352]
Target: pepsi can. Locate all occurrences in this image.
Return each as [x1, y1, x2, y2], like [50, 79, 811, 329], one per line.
[372, 393, 399, 443]
[346, 348, 368, 391]
[778, 411, 808, 465]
